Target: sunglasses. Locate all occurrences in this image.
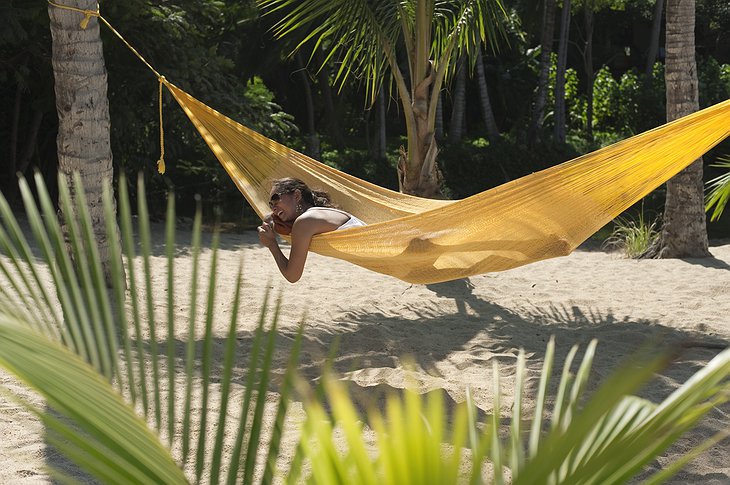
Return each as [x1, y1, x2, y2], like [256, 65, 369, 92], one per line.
[268, 190, 290, 209]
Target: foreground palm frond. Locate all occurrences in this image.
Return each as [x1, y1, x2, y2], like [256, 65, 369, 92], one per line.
[705, 155, 730, 221]
[0, 173, 302, 484]
[298, 342, 730, 485]
[0, 174, 728, 484]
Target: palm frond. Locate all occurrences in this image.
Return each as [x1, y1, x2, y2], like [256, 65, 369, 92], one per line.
[0, 313, 188, 484]
[259, 0, 399, 101]
[0, 174, 301, 484]
[257, 0, 508, 104]
[298, 341, 729, 485]
[705, 156, 730, 221]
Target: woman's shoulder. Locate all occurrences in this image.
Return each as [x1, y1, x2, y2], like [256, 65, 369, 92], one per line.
[296, 207, 349, 229]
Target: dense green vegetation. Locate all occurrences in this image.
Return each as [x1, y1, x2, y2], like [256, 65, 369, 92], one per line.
[1, 0, 729, 231]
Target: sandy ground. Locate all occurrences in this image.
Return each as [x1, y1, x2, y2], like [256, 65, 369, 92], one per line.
[0, 224, 728, 484]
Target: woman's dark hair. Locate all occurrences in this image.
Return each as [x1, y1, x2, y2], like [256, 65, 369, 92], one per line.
[271, 177, 335, 208]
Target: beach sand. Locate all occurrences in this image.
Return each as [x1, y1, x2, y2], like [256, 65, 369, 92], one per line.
[1, 225, 728, 483]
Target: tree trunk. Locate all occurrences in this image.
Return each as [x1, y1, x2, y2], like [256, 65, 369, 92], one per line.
[295, 51, 320, 159]
[475, 47, 500, 144]
[651, 0, 710, 258]
[48, 0, 122, 286]
[553, 0, 571, 144]
[376, 87, 387, 160]
[645, 0, 665, 76]
[528, 0, 556, 143]
[583, 1, 595, 142]
[394, 0, 442, 197]
[435, 90, 444, 141]
[448, 56, 467, 143]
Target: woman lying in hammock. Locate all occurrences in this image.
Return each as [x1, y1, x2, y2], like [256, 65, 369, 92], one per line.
[257, 177, 366, 282]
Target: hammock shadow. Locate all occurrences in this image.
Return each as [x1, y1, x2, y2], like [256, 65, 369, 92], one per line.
[143, 285, 727, 414]
[315, 291, 728, 394]
[127, 293, 728, 485]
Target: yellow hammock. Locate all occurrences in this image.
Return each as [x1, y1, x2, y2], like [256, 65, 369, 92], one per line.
[163, 81, 730, 284]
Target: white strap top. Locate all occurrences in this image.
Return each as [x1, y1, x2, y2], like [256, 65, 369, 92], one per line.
[306, 207, 367, 231]
[337, 213, 367, 230]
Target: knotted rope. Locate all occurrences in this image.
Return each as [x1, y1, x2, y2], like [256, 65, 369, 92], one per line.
[48, 1, 168, 174]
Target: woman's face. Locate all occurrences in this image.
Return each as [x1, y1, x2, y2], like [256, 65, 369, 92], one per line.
[269, 188, 299, 221]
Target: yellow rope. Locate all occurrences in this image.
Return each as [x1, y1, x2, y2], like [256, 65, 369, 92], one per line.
[157, 77, 166, 174]
[48, 1, 168, 173]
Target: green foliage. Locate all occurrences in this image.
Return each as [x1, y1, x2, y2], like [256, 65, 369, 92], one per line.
[546, 53, 584, 133]
[616, 65, 666, 134]
[698, 57, 730, 107]
[705, 155, 730, 221]
[602, 212, 660, 258]
[319, 145, 400, 191]
[439, 136, 579, 198]
[592, 66, 621, 131]
[0, 173, 302, 483]
[589, 58, 729, 139]
[1, 176, 729, 483]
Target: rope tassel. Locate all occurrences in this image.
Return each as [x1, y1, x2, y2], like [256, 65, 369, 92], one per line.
[157, 76, 166, 174]
[48, 0, 169, 175]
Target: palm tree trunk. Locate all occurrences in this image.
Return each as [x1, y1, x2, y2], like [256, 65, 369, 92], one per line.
[645, 0, 665, 76]
[396, 0, 442, 198]
[377, 87, 387, 160]
[48, 0, 122, 286]
[528, 0, 556, 143]
[475, 47, 500, 144]
[448, 56, 467, 143]
[553, 0, 571, 144]
[651, 0, 710, 258]
[435, 90, 444, 141]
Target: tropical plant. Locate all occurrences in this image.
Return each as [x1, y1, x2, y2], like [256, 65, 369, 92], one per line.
[0, 174, 729, 484]
[301, 344, 730, 485]
[602, 211, 661, 258]
[256, 0, 508, 197]
[705, 155, 730, 221]
[0, 172, 303, 483]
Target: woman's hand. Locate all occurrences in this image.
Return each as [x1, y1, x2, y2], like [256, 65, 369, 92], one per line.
[257, 221, 278, 249]
[271, 213, 294, 235]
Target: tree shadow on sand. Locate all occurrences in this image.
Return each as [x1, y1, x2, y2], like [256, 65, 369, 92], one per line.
[142, 275, 726, 416]
[52, 275, 726, 484]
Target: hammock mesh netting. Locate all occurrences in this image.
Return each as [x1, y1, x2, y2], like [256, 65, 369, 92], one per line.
[164, 82, 730, 284]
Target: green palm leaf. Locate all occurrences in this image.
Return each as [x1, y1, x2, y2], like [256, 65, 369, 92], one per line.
[257, 0, 507, 102]
[0, 313, 188, 484]
[705, 156, 730, 221]
[0, 174, 302, 484]
[299, 340, 729, 484]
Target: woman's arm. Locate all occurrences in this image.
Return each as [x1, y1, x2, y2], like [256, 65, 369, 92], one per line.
[258, 220, 316, 283]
